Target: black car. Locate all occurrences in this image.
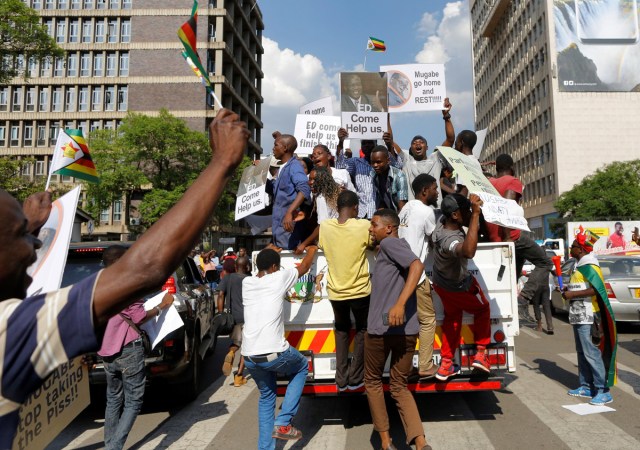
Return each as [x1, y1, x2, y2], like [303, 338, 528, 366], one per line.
[62, 242, 217, 400]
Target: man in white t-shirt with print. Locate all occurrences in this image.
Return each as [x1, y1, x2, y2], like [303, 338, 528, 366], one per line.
[398, 173, 439, 379]
[242, 245, 317, 450]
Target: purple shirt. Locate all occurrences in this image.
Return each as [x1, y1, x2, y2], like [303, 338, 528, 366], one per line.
[98, 301, 147, 357]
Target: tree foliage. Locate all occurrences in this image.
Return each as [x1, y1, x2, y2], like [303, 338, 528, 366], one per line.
[0, 0, 64, 84]
[554, 159, 640, 221]
[0, 156, 70, 201]
[86, 109, 250, 229]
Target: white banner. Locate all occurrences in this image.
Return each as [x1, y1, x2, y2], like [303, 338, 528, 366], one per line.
[473, 128, 488, 160]
[380, 63, 447, 112]
[294, 114, 341, 155]
[27, 187, 81, 297]
[142, 291, 185, 350]
[299, 96, 333, 116]
[341, 111, 386, 139]
[476, 192, 531, 233]
[235, 158, 271, 221]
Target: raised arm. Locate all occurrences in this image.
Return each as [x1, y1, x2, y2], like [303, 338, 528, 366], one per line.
[295, 245, 318, 277]
[456, 194, 483, 259]
[441, 97, 454, 147]
[94, 109, 249, 327]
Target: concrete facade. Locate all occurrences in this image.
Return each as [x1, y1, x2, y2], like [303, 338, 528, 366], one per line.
[469, 0, 640, 238]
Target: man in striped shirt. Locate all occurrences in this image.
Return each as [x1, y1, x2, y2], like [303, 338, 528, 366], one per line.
[0, 108, 248, 446]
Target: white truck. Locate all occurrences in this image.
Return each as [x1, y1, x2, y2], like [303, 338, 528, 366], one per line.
[264, 242, 519, 395]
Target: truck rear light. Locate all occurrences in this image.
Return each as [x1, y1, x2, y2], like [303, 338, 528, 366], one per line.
[162, 277, 177, 294]
[493, 330, 506, 343]
[164, 339, 174, 347]
[460, 346, 507, 369]
[605, 283, 616, 299]
[150, 364, 170, 374]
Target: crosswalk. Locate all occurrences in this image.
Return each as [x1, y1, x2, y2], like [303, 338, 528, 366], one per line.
[56, 319, 640, 449]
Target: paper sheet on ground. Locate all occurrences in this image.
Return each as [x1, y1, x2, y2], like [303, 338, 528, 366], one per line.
[141, 291, 184, 350]
[437, 146, 530, 232]
[562, 403, 616, 415]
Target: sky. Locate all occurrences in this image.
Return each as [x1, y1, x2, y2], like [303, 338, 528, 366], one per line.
[257, 0, 475, 154]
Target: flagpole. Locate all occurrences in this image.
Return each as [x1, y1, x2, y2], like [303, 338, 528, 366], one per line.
[44, 172, 52, 191]
[209, 89, 223, 110]
[363, 51, 367, 71]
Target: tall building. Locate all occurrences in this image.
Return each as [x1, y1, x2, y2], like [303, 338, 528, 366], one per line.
[2, 0, 263, 237]
[470, 0, 640, 238]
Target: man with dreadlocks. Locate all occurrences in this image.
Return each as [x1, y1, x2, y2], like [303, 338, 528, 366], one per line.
[563, 226, 617, 405]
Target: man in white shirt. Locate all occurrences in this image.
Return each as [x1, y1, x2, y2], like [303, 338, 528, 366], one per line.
[398, 174, 439, 379]
[242, 245, 317, 450]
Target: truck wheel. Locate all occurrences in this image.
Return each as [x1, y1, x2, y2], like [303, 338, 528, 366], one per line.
[181, 335, 202, 401]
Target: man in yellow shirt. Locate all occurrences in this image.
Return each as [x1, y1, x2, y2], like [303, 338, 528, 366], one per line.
[318, 190, 372, 391]
[562, 228, 617, 405]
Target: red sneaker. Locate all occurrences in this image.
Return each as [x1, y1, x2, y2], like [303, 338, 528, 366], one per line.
[435, 360, 460, 381]
[272, 425, 302, 441]
[471, 352, 491, 373]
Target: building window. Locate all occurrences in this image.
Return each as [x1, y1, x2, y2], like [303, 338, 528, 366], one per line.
[122, 0, 131, 9]
[0, 87, 8, 111]
[52, 87, 62, 111]
[544, 111, 549, 128]
[91, 87, 102, 110]
[72, 0, 80, 9]
[100, 208, 109, 223]
[113, 200, 122, 221]
[94, 52, 104, 76]
[119, 52, 129, 76]
[10, 125, 20, 147]
[121, 20, 131, 43]
[37, 124, 46, 146]
[66, 87, 76, 112]
[106, 52, 116, 76]
[35, 158, 46, 177]
[56, 20, 66, 43]
[67, 53, 78, 77]
[32, 0, 42, 8]
[104, 86, 116, 111]
[69, 20, 79, 43]
[49, 123, 60, 145]
[27, 57, 38, 77]
[95, 21, 105, 43]
[97, 0, 107, 9]
[45, 0, 55, 9]
[80, 52, 91, 76]
[107, 20, 118, 43]
[79, 87, 89, 111]
[117, 86, 127, 110]
[54, 57, 64, 77]
[84, 0, 94, 8]
[0, 125, 5, 146]
[82, 20, 92, 42]
[110, 0, 120, 8]
[39, 88, 49, 111]
[25, 88, 36, 111]
[90, 120, 101, 131]
[12, 88, 22, 112]
[23, 125, 33, 147]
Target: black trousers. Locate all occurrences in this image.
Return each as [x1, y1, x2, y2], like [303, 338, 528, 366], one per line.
[330, 296, 370, 388]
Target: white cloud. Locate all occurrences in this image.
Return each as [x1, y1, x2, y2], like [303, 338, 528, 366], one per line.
[417, 12, 439, 36]
[260, 38, 336, 146]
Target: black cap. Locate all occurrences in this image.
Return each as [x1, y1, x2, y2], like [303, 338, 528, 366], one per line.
[441, 194, 470, 218]
[411, 135, 427, 144]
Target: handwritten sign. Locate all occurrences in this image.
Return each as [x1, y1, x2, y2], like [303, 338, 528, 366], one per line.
[437, 146, 530, 232]
[299, 96, 333, 116]
[13, 357, 89, 450]
[235, 158, 271, 221]
[294, 114, 341, 155]
[380, 63, 447, 112]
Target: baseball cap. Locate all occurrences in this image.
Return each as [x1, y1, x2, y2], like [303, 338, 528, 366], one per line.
[441, 194, 470, 218]
[269, 155, 283, 168]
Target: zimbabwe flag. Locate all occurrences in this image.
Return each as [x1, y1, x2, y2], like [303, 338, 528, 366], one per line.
[367, 37, 386, 52]
[177, 0, 212, 90]
[51, 129, 99, 183]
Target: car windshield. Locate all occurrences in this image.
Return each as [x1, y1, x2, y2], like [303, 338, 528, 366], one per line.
[61, 255, 103, 287]
[599, 258, 640, 277]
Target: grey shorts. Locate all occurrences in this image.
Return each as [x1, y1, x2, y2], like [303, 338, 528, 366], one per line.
[231, 323, 243, 347]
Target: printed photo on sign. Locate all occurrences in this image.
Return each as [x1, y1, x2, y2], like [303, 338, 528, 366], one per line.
[235, 158, 270, 221]
[299, 96, 334, 116]
[340, 72, 388, 139]
[380, 63, 447, 112]
[294, 114, 341, 155]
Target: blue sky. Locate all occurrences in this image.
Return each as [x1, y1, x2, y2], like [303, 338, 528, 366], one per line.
[258, 0, 475, 153]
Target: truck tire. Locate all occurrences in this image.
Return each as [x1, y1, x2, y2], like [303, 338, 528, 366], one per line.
[181, 335, 202, 401]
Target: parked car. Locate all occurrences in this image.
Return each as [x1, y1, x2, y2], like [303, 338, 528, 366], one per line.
[550, 255, 640, 323]
[61, 242, 217, 400]
[521, 249, 558, 277]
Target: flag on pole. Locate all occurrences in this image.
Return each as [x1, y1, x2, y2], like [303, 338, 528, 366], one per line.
[49, 129, 99, 184]
[367, 37, 386, 52]
[177, 0, 222, 108]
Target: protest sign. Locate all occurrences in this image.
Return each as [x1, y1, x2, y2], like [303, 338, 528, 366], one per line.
[294, 114, 341, 155]
[142, 291, 185, 349]
[473, 128, 488, 160]
[13, 357, 89, 450]
[437, 146, 530, 232]
[380, 64, 447, 112]
[27, 187, 81, 297]
[340, 72, 388, 139]
[299, 96, 333, 116]
[235, 158, 270, 221]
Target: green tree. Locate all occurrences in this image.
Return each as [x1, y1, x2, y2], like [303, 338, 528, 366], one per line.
[554, 159, 640, 220]
[0, 0, 64, 84]
[0, 156, 72, 201]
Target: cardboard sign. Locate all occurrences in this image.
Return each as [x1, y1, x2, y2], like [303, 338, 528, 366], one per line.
[437, 146, 530, 232]
[299, 96, 333, 116]
[235, 158, 271, 221]
[380, 63, 447, 112]
[294, 114, 341, 155]
[13, 357, 90, 450]
[473, 128, 488, 160]
[340, 72, 388, 139]
[27, 187, 81, 297]
[340, 111, 387, 139]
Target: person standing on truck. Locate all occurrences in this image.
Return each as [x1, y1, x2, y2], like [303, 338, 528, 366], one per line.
[318, 190, 372, 391]
[218, 256, 251, 387]
[99, 245, 175, 450]
[563, 230, 617, 405]
[398, 174, 439, 379]
[431, 194, 492, 381]
[485, 154, 553, 325]
[366, 209, 431, 450]
[241, 245, 318, 449]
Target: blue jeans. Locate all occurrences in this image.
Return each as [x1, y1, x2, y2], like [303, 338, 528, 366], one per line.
[103, 339, 146, 450]
[573, 324, 607, 392]
[244, 346, 309, 450]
